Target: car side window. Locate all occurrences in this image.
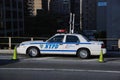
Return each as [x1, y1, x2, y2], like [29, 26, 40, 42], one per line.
[48, 35, 64, 43]
[66, 35, 80, 43]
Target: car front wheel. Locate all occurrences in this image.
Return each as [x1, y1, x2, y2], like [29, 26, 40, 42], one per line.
[27, 47, 40, 57]
[77, 49, 90, 59]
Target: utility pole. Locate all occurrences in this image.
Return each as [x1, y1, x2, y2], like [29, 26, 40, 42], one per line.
[69, 13, 75, 34]
[80, 0, 82, 31]
[69, 0, 75, 34]
[48, 0, 51, 11]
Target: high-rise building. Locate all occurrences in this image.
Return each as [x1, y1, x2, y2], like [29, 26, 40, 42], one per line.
[24, 0, 49, 16]
[94, 0, 120, 50]
[24, 0, 34, 16]
[0, 0, 24, 36]
[82, 0, 97, 30]
[106, 0, 120, 50]
[50, 0, 70, 15]
[33, 0, 42, 15]
[97, 0, 107, 32]
[49, 0, 97, 32]
[42, 0, 51, 12]
[49, 0, 80, 32]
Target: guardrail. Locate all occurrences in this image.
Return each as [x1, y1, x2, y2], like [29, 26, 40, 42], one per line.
[0, 37, 119, 51]
[0, 37, 48, 49]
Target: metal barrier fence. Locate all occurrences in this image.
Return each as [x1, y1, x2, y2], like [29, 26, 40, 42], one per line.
[0, 37, 119, 51]
[97, 38, 119, 51]
[0, 37, 48, 49]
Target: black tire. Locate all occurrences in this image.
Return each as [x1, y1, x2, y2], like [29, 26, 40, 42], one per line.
[77, 49, 90, 59]
[27, 47, 40, 57]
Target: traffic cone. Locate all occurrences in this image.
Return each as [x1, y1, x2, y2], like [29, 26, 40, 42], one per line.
[12, 46, 18, 60]
[98, 50, 104, 63]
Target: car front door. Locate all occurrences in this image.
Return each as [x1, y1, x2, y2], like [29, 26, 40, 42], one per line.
[41, 35, 65, 54]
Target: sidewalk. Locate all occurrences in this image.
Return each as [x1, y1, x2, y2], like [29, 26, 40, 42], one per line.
[0, 49, 13, 54]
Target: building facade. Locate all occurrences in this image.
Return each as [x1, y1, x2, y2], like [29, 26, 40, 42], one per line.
[49, 0, 80, 32]
[49, 0, 97, 33]
[50, 0, 70, 15]
[24, 0, 97, 33]
[24, 0, 34, 16]
[96, 0, 120, 50]
[97, 0, 107, 32]
[106, 0, 120, 50]
[24, 0, 50, 16]
[0, 0, 24, 36]
[33, 0, 42, 15]
[82, 0, 97, 30]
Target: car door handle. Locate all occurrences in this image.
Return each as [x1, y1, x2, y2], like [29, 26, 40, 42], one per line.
[59, 43, 63, 45]
[76, 43, 79, 45]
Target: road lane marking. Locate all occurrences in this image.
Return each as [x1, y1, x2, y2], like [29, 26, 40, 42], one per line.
[0, 68, 120, 74]
[23, 57, 54, 61]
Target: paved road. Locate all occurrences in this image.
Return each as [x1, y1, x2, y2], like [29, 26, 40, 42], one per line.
[0, 53, 120, 80]
[0, 68, 119, 80]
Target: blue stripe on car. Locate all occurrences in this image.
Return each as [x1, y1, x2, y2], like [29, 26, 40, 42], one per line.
[40, 50, 76, 52]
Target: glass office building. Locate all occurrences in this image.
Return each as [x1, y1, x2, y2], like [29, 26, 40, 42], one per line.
[0, 0, 24, 36]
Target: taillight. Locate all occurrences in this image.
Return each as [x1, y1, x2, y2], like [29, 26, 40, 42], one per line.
[101, 44, 105, 48]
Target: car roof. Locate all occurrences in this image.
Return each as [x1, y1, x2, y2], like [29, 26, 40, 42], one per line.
[55, 33, 82, 36]
[54, 33, 88, 42]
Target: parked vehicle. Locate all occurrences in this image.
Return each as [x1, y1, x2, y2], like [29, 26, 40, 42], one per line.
[16, 33, 106, 59]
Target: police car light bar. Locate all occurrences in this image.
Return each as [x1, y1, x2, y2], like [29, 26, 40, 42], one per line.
[57, 29, 67, 33]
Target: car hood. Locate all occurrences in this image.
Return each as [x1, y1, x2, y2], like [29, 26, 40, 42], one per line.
[21, 40, 44, 44]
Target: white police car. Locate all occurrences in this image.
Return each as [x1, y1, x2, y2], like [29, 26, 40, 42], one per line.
[16, 33, 106, 59]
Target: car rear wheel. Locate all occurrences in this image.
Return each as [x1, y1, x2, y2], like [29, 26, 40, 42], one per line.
[77, 49, 90, 59]
[27, 47, 40, 57]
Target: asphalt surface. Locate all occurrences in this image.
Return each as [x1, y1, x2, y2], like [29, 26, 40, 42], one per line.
[0, 52, 120, 80]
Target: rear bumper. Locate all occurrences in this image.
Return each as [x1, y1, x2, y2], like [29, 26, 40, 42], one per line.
[102, 48, 107, 54]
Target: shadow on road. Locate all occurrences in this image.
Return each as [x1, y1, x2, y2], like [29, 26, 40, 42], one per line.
[104, 52, 120, 62]
[105, 58, 120, 62]
[105, 53, 120, 58]
[0, 59, 19, 66]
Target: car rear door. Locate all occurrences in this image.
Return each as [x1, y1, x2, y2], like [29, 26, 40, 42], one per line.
[63, 35, 80, 54]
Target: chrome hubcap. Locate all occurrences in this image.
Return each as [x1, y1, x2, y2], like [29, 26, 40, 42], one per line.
[80, 50, 88, 58]
[29, 48, 38, 56]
